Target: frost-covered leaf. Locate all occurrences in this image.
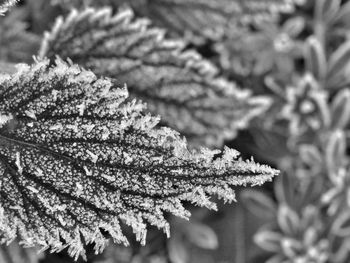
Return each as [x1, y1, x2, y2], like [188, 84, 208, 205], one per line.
[0, 59, 278, 259]
[39, 7, 271, 147]
[53, 0, 295, 44]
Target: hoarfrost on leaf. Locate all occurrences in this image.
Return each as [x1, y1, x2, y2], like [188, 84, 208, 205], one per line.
[39, 7, 271, 147]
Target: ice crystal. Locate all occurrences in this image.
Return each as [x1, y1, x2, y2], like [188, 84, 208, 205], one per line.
[39, 7, 271, 147]
[0, 59, 278, 259]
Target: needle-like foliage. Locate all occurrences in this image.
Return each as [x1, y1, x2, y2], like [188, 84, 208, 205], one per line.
[0, 59, 278, 260]
[39, 7, 271, 147]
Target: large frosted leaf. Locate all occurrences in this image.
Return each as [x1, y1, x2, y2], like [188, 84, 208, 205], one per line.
[0, 59, 278, 259]
[39, 7, 271, 147]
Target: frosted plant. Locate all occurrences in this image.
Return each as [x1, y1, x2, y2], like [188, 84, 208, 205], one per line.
[0, 0, 18, 15]
[39, 7, 271, 147]
[0, 58, 278, 260]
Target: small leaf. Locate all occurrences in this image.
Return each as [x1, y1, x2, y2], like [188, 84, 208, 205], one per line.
[332, 237, 350, 263]
[167, 233, 189, 263]
[182, 221, 218, 250]
[39, 7, 271, 147]
[325, 130, 346, 174]
[274, 173, 292, 205]
[280, 238, 301, 258]
[94, 244, 132, 263]
[330, 89, 350, 129]
[266, 254, 286, 263]
[0, 59, 278, 259]
[282, 16, 305, 37]
[277, 205, 299, 235]
[315, 0, 341, 23]
[254, 230, 282, 252]
[303, 227, 317, 247]
[333, 1, 350, 27]
[305, 37, 327, 80]
[241, 189, 276, 220]
[332, 211, 350, 237]
[327, 40, 350, 88]
[299, 145, 323, 169]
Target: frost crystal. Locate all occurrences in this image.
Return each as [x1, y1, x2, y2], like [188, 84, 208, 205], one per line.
[39, 7, 271, 147]
[0, 59, 278, 259]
